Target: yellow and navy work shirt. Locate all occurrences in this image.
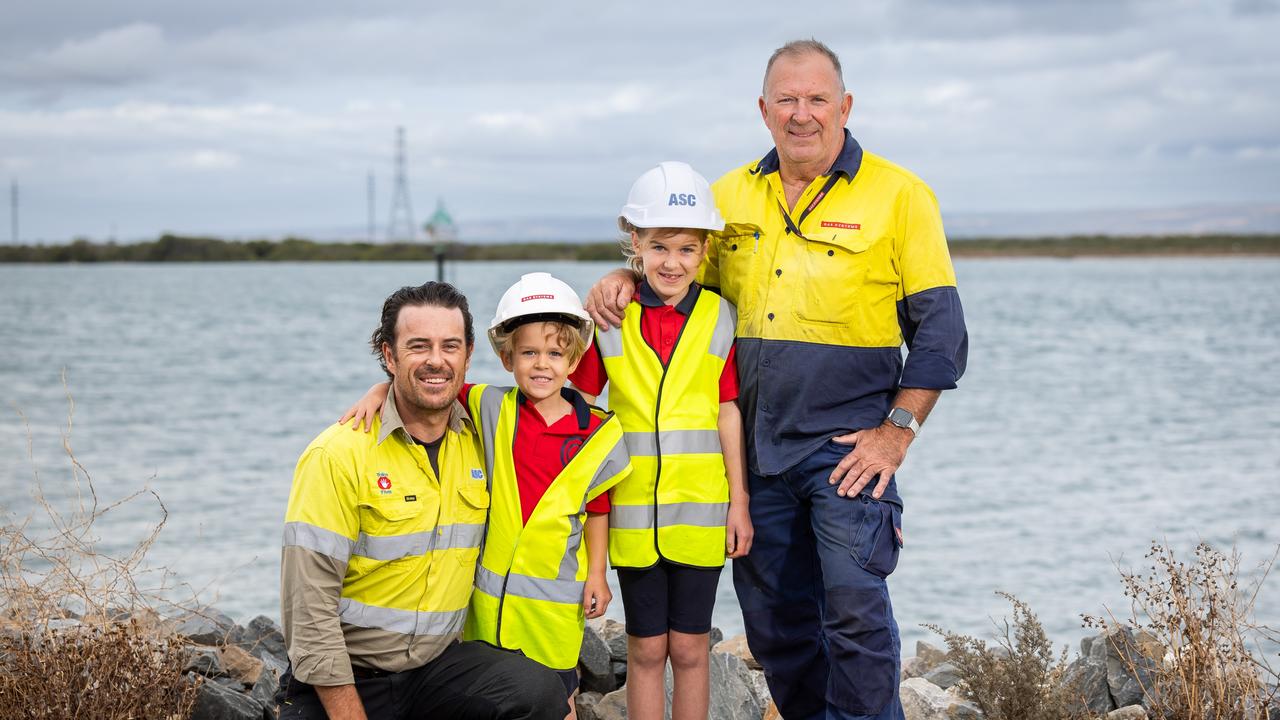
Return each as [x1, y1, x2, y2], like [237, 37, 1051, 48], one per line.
[702, 130, 968, 495]
[280, 388, 489, 686]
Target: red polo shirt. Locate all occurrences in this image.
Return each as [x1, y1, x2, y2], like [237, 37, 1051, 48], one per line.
[570, 281, 738, 401]
[461, 385, 610, 525]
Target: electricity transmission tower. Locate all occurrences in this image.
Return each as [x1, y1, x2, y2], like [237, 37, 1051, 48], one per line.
[385, 127, 416, 242]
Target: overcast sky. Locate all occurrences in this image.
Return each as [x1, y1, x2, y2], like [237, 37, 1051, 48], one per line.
[2, 0, 1278, 242]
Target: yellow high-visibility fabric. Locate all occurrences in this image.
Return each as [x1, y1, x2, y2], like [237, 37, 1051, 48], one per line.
[463, 385, 631, 671]
[282, 404, 489, 649]
[600, 289, 735, 568]
[701, 150, 957, 349]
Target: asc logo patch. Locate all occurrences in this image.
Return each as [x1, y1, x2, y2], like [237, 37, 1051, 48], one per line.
[470, 468, 485, 480]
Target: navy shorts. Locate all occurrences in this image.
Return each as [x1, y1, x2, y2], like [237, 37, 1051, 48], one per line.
[616, 560, 722, 637]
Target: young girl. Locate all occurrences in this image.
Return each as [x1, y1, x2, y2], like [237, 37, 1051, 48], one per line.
[343, 273, 631, 720]
[569, 161, 752, 720]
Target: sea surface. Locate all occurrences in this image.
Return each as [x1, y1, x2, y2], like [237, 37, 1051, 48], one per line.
[2, 259, 1278, 655]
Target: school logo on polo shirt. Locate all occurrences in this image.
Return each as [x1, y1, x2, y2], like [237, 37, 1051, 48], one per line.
[560, 437, 585, 465]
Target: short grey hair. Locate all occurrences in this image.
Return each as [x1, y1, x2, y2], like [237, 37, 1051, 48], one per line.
[763, 39, 846, 95]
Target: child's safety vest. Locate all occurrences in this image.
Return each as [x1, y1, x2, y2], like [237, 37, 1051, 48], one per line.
[596, 290, 737, 568]
[463, 385, 630, 671]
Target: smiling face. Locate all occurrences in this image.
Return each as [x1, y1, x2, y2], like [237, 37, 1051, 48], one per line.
[759, 50, 852, 175]
[381, 304, 472, 418]
[632, 228, 707, 306]
[499, 322, 582, 404]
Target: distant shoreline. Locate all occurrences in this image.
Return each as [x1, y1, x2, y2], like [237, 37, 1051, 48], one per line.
[1, 233, 1278, 263]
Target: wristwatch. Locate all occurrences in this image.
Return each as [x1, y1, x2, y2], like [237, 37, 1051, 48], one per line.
[885, 408, 920, 437]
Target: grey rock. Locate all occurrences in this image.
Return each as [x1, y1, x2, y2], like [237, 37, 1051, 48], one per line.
[901, 656, 929, 680]
[596, 687, 628, 720]
[1101, 627, 1156, 709]
[185, 645, 226, 678]
[587, 617, 629, 661]
[709, 626, 723, 647]
[1081, 635, 1095, 657]
[712, 634, 761, 671]
[915, 640, 948, 670]
[250, 667, 280, 714]
[664, 650, 769, 720]
[900, 678, 981, 720]
[214, 675, 248, 691]
[923, 662, 962, 690]
[575, 691, 603, 720]
[580, 623, 616, 694]
[1063, 653, 1112, 714]
[174, 607, 239, 646]
[237, 615, 287, 662]
[611, 660, 628, 687]
[1107, 706, 1148, 720]
[190, 678, 265, 720]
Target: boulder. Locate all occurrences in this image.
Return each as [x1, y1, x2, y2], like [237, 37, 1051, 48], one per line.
[709, 626, 723, 647]
[580, 623, 617, 694]
[665, 650, 770, 720]
[586, 617, 629, 662]
[1100, 628, 1156, 709]
[575, 691, 603, 720]
[595, 687, 628, 720]
[916, 640, 949, 670]
[173, 607, 239, 646]
[1063, 649, 1113, 714]
[923, 662, 962, 690]
[189, 677, 265, 720]
[900, 678, 980, 720]
[712, 634, 761, 670]
[901, 656, 929, 680]
[185, 645, 226, 678]
[221, 644, 264, 686]
[237, 615, 287, 662]
[611, 660, 628, 687]
[1107, 706, 1148, 720]
[762, 700, 780, 720]
[250, 668, 280, 714]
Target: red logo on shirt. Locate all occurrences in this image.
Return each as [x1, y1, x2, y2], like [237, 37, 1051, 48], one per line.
[821, 221, 861, 230]
[560, 437, 585, 465]
[521, 294, 554, 302]
[377, 475, 392, 490]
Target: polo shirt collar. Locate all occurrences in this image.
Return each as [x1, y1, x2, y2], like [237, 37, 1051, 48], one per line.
[516, 386, 592, 430]
[752, 128, 863, 180]
[377, 385, 471, 446]
[635, 278, 701, 316]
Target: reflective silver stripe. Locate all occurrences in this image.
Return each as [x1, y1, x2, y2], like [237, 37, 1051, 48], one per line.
[623, 429, 722, 457]
[587, 434, 629, 494]
[708, 298, 737, 360]
[351, 522, 484, 561]
[595, 328, 623, 359]
[337, 597, 466, 636]
[658, 501, 729, 528]
[475, 565, 505, 597]
[558, 514, 582, 581]
[476, 385, 507, 488]
[283, 522, 354, 564]
[610, 504, 654, 530]
[505, 572, 584, 605]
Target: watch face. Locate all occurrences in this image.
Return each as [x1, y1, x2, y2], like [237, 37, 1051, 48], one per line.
[889, 408, 913, 427]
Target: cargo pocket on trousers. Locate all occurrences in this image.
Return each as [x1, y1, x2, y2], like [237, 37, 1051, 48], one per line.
[850, 496, 902, 579]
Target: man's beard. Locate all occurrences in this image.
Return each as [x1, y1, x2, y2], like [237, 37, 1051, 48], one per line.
[396, 364, 457, 414]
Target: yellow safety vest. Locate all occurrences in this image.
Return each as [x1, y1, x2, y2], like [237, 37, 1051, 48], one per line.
[596, 289, 737, 568]
[463, 385, 631, 671]
[282, 398, 488, 650]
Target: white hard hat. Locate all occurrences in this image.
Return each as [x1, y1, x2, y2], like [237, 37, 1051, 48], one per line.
[619, 161, 725, 231]
[487, 272, 595, 357]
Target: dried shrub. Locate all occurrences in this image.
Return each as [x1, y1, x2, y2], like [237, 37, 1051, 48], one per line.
[0, 386, 198, 719]
[926, 591, 1095, 720]
[1083, 541, 1280, 720]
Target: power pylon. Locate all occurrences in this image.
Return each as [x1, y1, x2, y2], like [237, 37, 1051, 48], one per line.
[385, 127, 416, 242]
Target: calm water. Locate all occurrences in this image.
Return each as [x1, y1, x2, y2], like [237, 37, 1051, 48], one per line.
[2, 259, 1278, 655]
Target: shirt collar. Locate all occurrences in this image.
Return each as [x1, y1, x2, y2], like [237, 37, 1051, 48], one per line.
[751, 128, 863, 180]
[635, 279, 701, 316]
[516, 386, 592, 431]
[376, 385, 471, 446]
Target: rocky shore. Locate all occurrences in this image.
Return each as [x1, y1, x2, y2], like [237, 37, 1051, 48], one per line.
[154, 608, 1166, 720]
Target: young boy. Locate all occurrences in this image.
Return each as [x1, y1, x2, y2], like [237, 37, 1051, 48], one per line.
[342, 273, 631, 718]
[570, 161, 753, 720]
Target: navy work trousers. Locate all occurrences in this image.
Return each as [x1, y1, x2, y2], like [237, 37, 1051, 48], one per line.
[733, 440, 905, 720]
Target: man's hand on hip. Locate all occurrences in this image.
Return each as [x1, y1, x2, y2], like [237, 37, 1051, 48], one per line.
[828, 424, 914, 499]
[584, 269, 639, 329]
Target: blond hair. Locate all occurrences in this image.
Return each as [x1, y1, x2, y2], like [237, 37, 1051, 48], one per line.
[493, 319, 589, 364]
[617, 218, 709, 275]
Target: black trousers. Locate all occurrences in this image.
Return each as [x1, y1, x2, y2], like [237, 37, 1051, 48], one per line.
[277, 640, 567, 720]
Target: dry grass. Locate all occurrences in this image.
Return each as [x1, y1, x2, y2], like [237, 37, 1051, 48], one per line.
[926, 591, 1094, 720]
[0, 384, 198, 719]
[1084, 540, 1280, 720]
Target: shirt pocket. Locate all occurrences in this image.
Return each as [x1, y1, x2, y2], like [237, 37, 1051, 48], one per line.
[712, 223, 763, 312]
[453, 480, 490, 564]
[794, 230, 882, 326]
[356, 497, 428, 562]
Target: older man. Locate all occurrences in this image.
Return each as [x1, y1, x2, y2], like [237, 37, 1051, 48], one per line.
[278, 282, 565, 720]
[587, 40, 967, 720]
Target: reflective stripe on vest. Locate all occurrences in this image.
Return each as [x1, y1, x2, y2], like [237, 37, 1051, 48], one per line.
[338, 596, 467, 636]
[463, 385, 631, 670]
[601, 290, 736, 568]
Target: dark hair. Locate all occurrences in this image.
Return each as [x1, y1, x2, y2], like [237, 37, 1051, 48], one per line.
[370, 281, 474, 378]
[763, 38, 846, 95]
